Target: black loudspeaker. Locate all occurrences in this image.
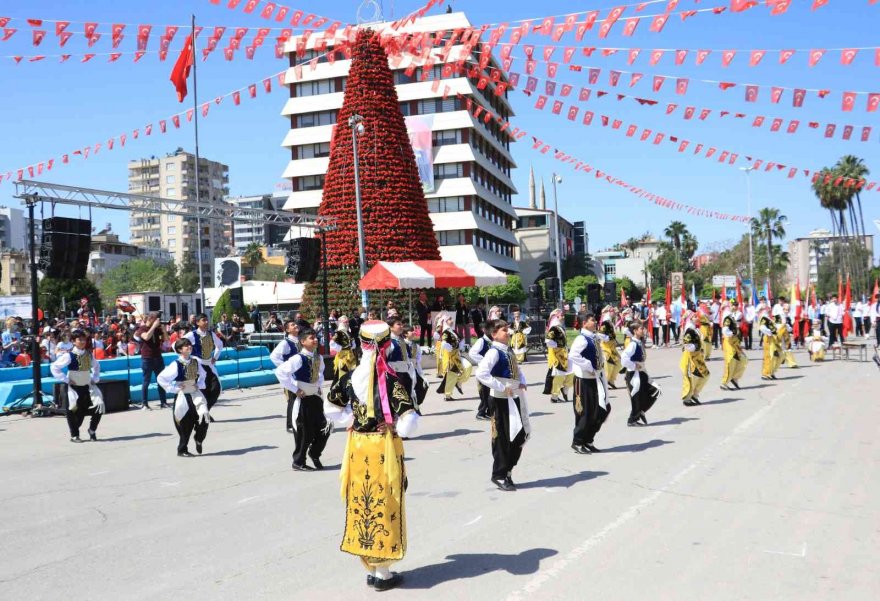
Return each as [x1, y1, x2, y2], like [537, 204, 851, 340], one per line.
[228, 286, 244, 310]
[544, 277, 560, 301]
[604, 282, 617, 299]
[40, 217, 91, 279]
[528, 284, 543, 303]
[587, 283, 602, 305]
[54, 379, 130, 413]
[286, 237, 321, 282]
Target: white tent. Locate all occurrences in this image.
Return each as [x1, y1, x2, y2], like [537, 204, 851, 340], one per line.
[201, 280, 305, 309]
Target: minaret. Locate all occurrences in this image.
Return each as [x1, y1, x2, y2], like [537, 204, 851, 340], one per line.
[528, 165, 536, 209]
[539, 179, 547, 210]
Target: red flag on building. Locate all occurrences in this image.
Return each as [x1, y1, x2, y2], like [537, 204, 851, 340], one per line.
[170, 34, 194, 102]
[620, 287, 628, 307]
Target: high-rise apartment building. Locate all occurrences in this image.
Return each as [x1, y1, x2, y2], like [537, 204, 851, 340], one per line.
[280, 12, 519, 272]
[127, 148, 230, 287]
[226, 193, 292, 252]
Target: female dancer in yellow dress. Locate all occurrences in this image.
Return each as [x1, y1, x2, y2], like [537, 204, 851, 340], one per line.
[509, 306, 531, 363]
[719, 301, 747, 390]
[435, 313, 472, 401]
[806, 321, 827, 361]
[599, 307, 622, 389]
[681, 311, 710, 405]
[543, 309, 574, 403]
[758, 308, 781, 380]
[775, 309, 799, 368]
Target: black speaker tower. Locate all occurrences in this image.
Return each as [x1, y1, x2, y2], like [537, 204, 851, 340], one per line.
[286, 237, 321, 282]
[40, 217, 91, 279]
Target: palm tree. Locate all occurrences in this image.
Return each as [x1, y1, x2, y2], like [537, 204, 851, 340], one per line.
[242, 242, 266, 279]
[663, 221, 689, 269]
[835, 155, 869, 240]
[750, 208, 787, 278]
[622, 237, 640, 257]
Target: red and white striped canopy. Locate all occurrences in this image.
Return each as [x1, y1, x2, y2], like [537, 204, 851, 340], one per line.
[360, 261, 508, 290]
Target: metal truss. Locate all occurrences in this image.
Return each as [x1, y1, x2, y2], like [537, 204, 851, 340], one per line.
[13, 180, 335, 229]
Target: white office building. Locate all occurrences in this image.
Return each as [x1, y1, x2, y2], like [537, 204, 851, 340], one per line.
[280, 11, 519, 272]
[226, 193, 292, 252]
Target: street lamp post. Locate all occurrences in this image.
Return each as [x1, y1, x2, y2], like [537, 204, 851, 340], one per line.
[349, 114, 369, 310]
[741, 166, 755, 295]
[551, 173, 564, 309]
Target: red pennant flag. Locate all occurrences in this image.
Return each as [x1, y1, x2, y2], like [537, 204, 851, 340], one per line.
[640, 129, 652, 141]
[812, 0, 829, 9]
[58, 31, 72, 46]
[652, 76, 664, 92]
[583, 111, 594, 125]
[81, 54, 95, 63]
[186, 109, 194, 122]
[771, 0, 792, 15]
[696, 49, 710, 65]
[745, 85, 758, 102]
[862, 127, 873, 142]
[108, 53, 122, 62]
[719, 82, 736, 91]
[626, 124, 637, 137]
[808, 49, 825, 67]
[56, 21, 70, 35]
[169, 34, 194, 102]
[675, 78, 688, 95]
[159, 120, 167, 133]
[84, 22, 98, 38]
[567, 106, 579, 121]
[666, 103, 678, 115]
[770, 118, 783, 132]
[248, 83, 257, 98]
[841, 91, 857, 111]
[840, 48, 858, 65]
[243, 0, 260, 13]
[674, 50, 688, 65]
[263, 78, 272, 93]
[825, 124, 836, 138]
[721, 50, 736, 67]
[684, 107, 695, 119]
[779, 49, 795, 64]
[2, 28, 16, 42]
[787, 120, 799, 133]
[649, 14, 669, 32]
[749, 50, 765, 66]
[171, 115, 180, 128]
[628, 49, 640, 64]
[793, 89, 806, 107]
[731, 0, 758, 11]
[770, 87, 783, 104]
[842, 125, 854, 140]
[753, 116, 765, 127]
[630, 73, 642, 87]
[649, 49, 664, 65]
[32, 30, 46, 46]
[112, 23, 124, 38]
[699, 109, 711, 120]
[623, 18, 639, 36]
[678, 140, 689, 152]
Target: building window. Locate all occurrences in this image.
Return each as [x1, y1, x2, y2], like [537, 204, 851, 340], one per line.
[297, 175, 326, 191]
[294, 79, 336, 97]
[432, 129, 461, 147]
[167, 226, 176, 234]
[166, 175, 176, 184]
[296, 109, 338, 128]
[427, 197, 465, 213]
[168, 239, 176, 248]
[433, 163, 463, 179]
[165, 162, 175, 171]
[298, 142, 331, 159]
[436, 230, 465, 246]
[604, 263, 616, 277]
[166, 187, 176, 197]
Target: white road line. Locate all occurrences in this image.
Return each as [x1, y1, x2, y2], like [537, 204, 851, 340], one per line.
[505, 391, 790, 601]
[160, 481, 181, 487]
[763, 542, 807, 558]
[88, 471, 110, 476]
[464, 515, 482, 526]
[237, 496, 261, 505]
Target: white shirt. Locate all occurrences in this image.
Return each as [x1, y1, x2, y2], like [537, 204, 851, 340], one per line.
[157, 356, 207, 394]
[826, 301, 843, 324]
[50, 347, 100, 385]
[475, 342, 527, 394]
[744, 305, 756, 323]
[468, 335, 492, 365]
[275, 349, 324, 396]
[269, 336, 299, 368]
[568, 329, 601, 378]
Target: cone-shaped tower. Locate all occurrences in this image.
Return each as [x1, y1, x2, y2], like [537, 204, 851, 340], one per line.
[539, 179, 547, 210]
[528, 165, 536, 209]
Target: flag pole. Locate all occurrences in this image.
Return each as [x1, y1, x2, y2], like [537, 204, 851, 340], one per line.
[191, 14, 207, 314]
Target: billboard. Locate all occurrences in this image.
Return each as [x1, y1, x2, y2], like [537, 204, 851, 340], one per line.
[405, 114, 435, 194]
[215, 257, 242, 288]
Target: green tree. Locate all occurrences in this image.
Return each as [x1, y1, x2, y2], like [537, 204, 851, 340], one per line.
[750, 208, 787, 281]
[480, 275, 526, 304]
[614, 277, 641, 302]
[563, 274, 598, 301]
[663, 220, 689, 268]
[536, 252, 593, 283]
[39, 278, 102, 318]
[98, 258, 178, 309]
[178, 251, 201, 293]
[212, 288, 248, 321]
[254, 263, 287, 282]
[242, 242, 266, 279]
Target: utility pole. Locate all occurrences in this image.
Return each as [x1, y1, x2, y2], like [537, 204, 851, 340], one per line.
[551, 174, 564, 309]
[349, 114, 369, 309]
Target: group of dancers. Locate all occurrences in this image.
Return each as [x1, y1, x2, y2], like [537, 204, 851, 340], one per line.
[49, 299, 829, 592]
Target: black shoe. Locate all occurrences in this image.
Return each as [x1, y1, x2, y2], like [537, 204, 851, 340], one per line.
[312, 457, 323, 470]
[455, 384, 463, 395]
[366, 575, 376, 587]
[550, 397, 560, 403]
[141, 403, 152, 411]
[586, 444, 602, 453]
[571, 443, 591, 454]
[177, 450, 194, 457]
[491, 477, 516, 491]
[639, 412, 648, 425]
[373, 573, 403, 591]
[691, 397, 701, 405]
[475, 413, 490, 421]
[761, 375, 771, 380]
[731, 380, 741, 390]
[608, 383, 617, 389]
[561, 391, 569, 402]
[209, 415, 216, 422]
[504, 475, 517, 489]
[770, 375, 778, 380]
[159, 403, 169, 409]
[88, 429, 97, 441]
[70, 436, 83, 443]
[196, 441, 203, 455]
[627, 420, 645, 427]
[292, 463, 315, 472]
[286, 427, 294, 433]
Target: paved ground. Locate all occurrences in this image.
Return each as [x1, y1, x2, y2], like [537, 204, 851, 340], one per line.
[1, 344, 878, 601]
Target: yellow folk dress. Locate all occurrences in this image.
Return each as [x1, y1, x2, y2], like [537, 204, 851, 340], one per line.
[600, 320, 622, 387]
[510, 319, 531, 363]
[720, 315, 747, 385]
[775, 319, 799, 368]
[543, 324, 574, 401]
[759, 317, 781, 378]
[680, 326, 710, 401]
[699, 314, 713, 360]
[436, 328, 472, 398]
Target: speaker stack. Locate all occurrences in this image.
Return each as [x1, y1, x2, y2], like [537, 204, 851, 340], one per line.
[285, 237, 321, 282]
[40, 217, 91, 279]
[604, 281, 617, 300]
[586, 283, 602, 306]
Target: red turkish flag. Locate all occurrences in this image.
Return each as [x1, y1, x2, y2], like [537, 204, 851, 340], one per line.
[623, 18, 639, 36]
[678, 140, 689, 152]
[684, 106, 695, 120]
[841, 92, 857, 112]
[551, 101, 563, 115]
[862, 127, 872, 142]
[675, 78, 689, 95]
[260, 2, 276, 19]
[567, 106, 579, 121]
[842, 125, 854, 140]
[579, 88, 591, 101]
[649, 15, 669, 32]
[2, 29, 15, 42]
[609, 72, 620, 87]
[666, 103, 678, 115]
[111, 23, 124, 38]
[561, 83, 573, 96]
[721, 50, 736, 67]
[535, 96, 548, 110]
[547, 63, 558, 77]
[172, 115, 180, 128]
[56, 21, 70, 35]
[718, 151, 729, 162]
[649, 49, 664, 65]
[159, 120, 167, 133]
[825, 124, 836, 138]
[753, 116, 765, 127]
[85, 22, 98, 38]
[696, 49, 710, 65]
[749, 50, 765, 66]
[731, 0, 758, 11]
[630, 73, 642, 87]
[706, 148, 716, 158]
[597, 22, 613, 39]
[652, 76, 664, 92]
[32, 30, 45, 46]
[243, 0, 260, 13]
[626, 124, 637, 137]
[779, 49, 795, 64]
[840, 48, 858, 65]
[867, 94, 880, 112]
[589, 68, 600, 84]
[771, 118, 783, 132]
[640, 129, 652, 141]
[808, 49, 825, 67]
[745, 85, 758, 102]
[812, 0, 829, 9]
[583, 111, 594, 125]
[771, 0, 792, 14]
[787, 120, 799, 133]
[771, 87, 783, 104]
[675, 50, 688, 65]
[263, 77, 272, 93]
[792, 89, 806, 107]
[169, 34, 194, 102]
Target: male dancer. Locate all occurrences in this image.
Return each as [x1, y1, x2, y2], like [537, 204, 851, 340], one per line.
[599, 307, 622, 389]
[621, 321, 661, 426]
[404, 326, 428, 407]
[330, 315, 358, 384]
[157, 338, 209, 457]
[324, 320, 419, 591]
[508, 306, 531, 363]
[184, 314, 223, 421]
[567, 312, 608, 454]
[720, 301, 747, 391]
[681, 311, 710, 406]
[468, 320, 495, 420]
[543, 309, 573, 403]
[436, 313, 471, 401]
[270, 319, 300, 432]
[387, 317, 417, 403]
[275, 328, 329, 471]
[476, 320, 531, 492]
[51, 329, 104, 442]
[758, 308, 781, 380]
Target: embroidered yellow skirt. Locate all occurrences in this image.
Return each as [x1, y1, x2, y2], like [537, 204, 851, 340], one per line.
[340, 430, 407, 562]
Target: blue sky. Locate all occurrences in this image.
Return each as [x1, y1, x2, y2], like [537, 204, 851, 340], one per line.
[0, 0, 877, 260]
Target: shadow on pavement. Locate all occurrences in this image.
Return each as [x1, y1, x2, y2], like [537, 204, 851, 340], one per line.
[203, 445, 277, 457]
[401, 548, 559, 589]
[518, 470, 608, 490]
[648, 416, 699, 427]
[528, 411, 554, 418]
[602, 439, 674, 453]
[700, 397, 742, 406]
[411, 429, 482, 442]
[220, 414, 283, 423]
[425, 408, 471, 417]
[102, 432, 172, 442]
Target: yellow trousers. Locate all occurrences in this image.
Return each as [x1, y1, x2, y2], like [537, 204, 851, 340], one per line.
[601, 340, 622, 386]
[442, 364, 472, 396]
[810, 348, 825, 362]
[702, 339, 713, 361]
[782, 350, 798, 368]
[551, 373, 574, 398]
[680, 351, 709, 400]
[720, 339, 747, 385]
[762, 336, 780, 377]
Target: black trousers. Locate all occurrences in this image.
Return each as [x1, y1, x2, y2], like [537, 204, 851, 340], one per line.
[203, 368, 221, 410]
[292, 395, 330, 467]
[174, 395, 208, 454]
[651, 326, 660, 347]
[712, 324, 721, 348]
[490, 396, 526, 479]
[573, 377, 608, 446]
[662, 324, 669, 345]
[855, 317, 864, 336]
[476, 382, 492, 417]
[284, 389, 296, 430]
[625, 370, 659, 422]
[66, 385, 102, 438]
[828, 322, 842, 346]
[745, 323, 754, 350]
[418, 321, 430, 346]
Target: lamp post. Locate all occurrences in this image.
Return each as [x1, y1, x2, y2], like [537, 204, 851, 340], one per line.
[740, 166, 755, 294]
[551, 173, 564, 309]
[349, 114, 369, 309]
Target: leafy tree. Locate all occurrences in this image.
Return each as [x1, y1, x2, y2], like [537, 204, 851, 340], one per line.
[178, 250, 201, 293]
[242, 242, 266, 279]
[614, 277, 641, 302]
[536, 252, 593, 283]
[563, 274, 598, 301]
[98, 258, 178, 309]
[212, 288, 248, 321]
[750, 207, 787, 280]
[254, 263, 287, 282]
[480, 275, 526, 304]
[39, 278, 102, 318]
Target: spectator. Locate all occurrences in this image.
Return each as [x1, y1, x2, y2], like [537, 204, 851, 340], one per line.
[386, 300, 396, 319]
[265, 312, 283, 333]
[215, 313, 233, 343]
[1, 318, 22, 367]
[433, 295, 447, 311]
[294, 312, 310, 331]
[134, 312, 168, 410]
[57, 332, 73, 355]
[250, 304, 263, 333]
[470, 300, 487, 340]
[853, 299, 865, 337]
[231, 314, 245, 345]
[454, 294, 470, 343]
[416, 292, 431, 346]
[14, 350, 32, 367]
[41, 331, 58, 363]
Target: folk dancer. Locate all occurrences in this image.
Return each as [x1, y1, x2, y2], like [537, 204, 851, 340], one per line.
[436, 313, 471, 401]
[681, 311, 710, 406]
[476, 320, 531, 492]
[468, 320, 495, 420]
[775, 310, 799, 368]
[184, 314, 223, 421]
[567, 312, 609, 453]
[325, 320, 419, 591]
[543, 309, 574, 403]
[599, 307, 622, 389]
[51, 329, 104, 443]
[759, 309, 781, 380]
[509, 306, 531, 363]
[270, 319, 300, 432]
[404, 326, 429, 406]
[330, 316, 358, 384]
[720, 301, 747, 390]
[157, 338, 209, 457]
[806, 321, 828, 361]
[275, 328, 330, 471]
[621, 321, 661, 426]
[387, 317, 417, 407]
[698, 304, 714, 360]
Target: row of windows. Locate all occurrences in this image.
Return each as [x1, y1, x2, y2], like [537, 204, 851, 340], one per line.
[293, 77, 344, 97]
[473, 197, 513, 229]
[436, 230, 466, 246]
[470, 130, 512, 178]
[472, 164, 512, 203]
[433, 163, 464, 179]
[427, 196, 467, 213]
[295, 142, 331, 159]
[294, 110, 339, 128]
[474, 231, 515, 258]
